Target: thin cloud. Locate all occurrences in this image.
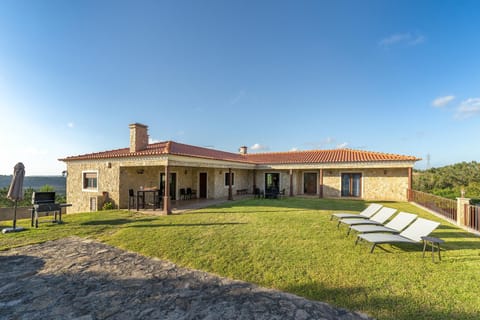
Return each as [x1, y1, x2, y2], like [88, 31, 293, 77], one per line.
[379, 32, 425, 47]
[289, 147, 299, 152]
[229, 90, 246, 106]
[67, 122, 75, 128]
[250, 143, 269, 151]
[432, 95, 455, 108]
[455, 98, 480, 119]
[336, 142, 349, 149]
[149, 137, 160, 144]
[304, 137, 336, 149]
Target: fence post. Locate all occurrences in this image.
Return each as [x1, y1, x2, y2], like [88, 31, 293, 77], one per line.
[456, 197, 470, 227]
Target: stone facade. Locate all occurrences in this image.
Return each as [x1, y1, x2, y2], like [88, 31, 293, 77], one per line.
[65, 159, 411, 213]
[62, 123, 416, 213]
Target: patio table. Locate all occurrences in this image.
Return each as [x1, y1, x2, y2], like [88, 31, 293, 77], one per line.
[136, 188, 161, 211]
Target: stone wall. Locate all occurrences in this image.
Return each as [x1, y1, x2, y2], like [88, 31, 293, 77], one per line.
[321, 168, 408, 201]
[65, 161, 119, 214]
[65, 157, 410, 213]
[0, 207, 69, 222]
[212, 169, 252, 198]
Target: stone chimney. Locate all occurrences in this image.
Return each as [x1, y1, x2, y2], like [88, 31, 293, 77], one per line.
[239, 146, 248, 155]
[129, 123, 149, 153]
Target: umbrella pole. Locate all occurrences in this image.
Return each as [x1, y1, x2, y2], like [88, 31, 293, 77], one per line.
[13, 200, 17, 230]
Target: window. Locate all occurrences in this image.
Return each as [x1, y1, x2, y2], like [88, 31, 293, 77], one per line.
[341, 173, 362, 197]
[83, 171, 98, 191]
[224, 172, 234, 186]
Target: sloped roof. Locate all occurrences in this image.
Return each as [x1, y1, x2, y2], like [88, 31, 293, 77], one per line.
[244, 148, 419, 164]
[60, 141, 419, 164]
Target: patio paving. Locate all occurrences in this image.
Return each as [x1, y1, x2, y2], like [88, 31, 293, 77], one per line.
[0, 237, 371, 320]
[137, 195, 253, 215]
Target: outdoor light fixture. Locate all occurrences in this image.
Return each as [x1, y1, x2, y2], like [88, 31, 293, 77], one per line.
[136, 169, 144, 174]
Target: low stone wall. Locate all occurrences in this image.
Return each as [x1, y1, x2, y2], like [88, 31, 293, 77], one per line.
[0, 207, 68, 222]
[0, 207, 32, 222]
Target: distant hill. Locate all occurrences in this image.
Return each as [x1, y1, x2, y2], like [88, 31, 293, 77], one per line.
[413, 161, 480, 201]
[0, 175, 66, 195]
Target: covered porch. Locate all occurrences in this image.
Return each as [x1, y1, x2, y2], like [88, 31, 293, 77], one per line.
[118, 161, 256, 214]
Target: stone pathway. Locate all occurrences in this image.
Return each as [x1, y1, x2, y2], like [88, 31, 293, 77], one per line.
[0, 237, 371, 320]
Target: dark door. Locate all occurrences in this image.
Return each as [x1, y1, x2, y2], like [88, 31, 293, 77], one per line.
[341, 173, 362, 197]
[199, 172, 207, 198]
[265, 173, 280, 193]
[160, 172, 177, 200]
[304, 172, 317, 194]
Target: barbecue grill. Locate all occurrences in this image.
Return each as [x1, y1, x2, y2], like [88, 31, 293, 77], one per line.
[31, 192, 71, 228]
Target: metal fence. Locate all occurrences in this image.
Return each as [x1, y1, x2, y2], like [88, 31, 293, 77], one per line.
[465, 204, 480, 231]
[408, 189, 457, 221]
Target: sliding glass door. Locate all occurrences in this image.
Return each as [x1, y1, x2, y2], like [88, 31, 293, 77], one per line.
[341, 173, 362, 197]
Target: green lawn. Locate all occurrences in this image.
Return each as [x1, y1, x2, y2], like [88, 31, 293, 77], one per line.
[2, 198, 480, 319]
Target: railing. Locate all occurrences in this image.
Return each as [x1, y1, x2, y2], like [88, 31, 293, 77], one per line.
[465, 204, 480, 231]
[408, 189, 457, 221]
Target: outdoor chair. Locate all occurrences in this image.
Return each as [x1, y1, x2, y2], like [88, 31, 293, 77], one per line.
[180, 188, 187, 200]
[128, 189, 136, 210]
[186, 188, 194, 199]
[254, 188, 264, 198]
[356, 217, 441, 253]
[338, 207, 397, 232]
[330, 203, 382, 221]
[351, 212, 417, 242]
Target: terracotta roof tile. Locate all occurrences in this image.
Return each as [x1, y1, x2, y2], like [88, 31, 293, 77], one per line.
[243, 149, 419, 164]
[59, 141, 248, 162]
[60, 142, 419, 164]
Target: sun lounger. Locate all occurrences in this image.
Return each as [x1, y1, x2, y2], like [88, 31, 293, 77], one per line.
[330, 203, 382, 222]
[351, 212, 417, 243]
[356, 217, 441, 253]
[339, 207, 397, 232]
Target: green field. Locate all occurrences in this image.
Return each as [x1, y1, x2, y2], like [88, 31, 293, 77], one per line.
[2, 198, 479, 319]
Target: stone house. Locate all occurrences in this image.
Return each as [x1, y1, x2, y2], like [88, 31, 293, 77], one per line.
[59, 123, 420, 214]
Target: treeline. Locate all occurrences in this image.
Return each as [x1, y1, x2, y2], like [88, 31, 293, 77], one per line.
[413, 161, 480, 201]
[0, 185, 66, 208]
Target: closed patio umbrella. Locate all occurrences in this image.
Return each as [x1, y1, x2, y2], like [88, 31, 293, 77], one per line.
[3, 162, 25, 233]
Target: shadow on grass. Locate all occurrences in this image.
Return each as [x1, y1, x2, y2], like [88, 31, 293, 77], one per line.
[192, 209, 310, 215]
[81, 218, 154, 226]
[128, 222, 248, 228]
[217, 198, 373, 212]
[284, 282, 478, 320]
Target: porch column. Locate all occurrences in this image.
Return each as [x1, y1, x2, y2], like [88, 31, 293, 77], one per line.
[289, 169, 294, 197]
[319, 169, 324, 198]
[457, 196, 471, 227]
[407, 167, 413, 201]
[228, 168, 233, 200]
[163, 165, 171, 215]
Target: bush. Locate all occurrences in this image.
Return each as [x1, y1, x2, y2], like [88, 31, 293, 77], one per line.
[102, 201, 114, 210]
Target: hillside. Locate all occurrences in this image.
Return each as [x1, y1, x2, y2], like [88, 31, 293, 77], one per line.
[0, 175, 66, 195]
[413, 161, 480, 201]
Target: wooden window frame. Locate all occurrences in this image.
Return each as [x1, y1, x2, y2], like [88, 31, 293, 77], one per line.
[341, 172, 362, 198]
[82, 170, 98, 192]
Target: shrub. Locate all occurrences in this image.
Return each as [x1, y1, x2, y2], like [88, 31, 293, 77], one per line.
[102, 201, 114, 210]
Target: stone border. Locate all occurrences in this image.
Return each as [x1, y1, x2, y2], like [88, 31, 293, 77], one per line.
[0, 237, 372, 319]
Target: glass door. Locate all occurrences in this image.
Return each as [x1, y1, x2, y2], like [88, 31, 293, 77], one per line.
[341, 173, 362, 197]
[265, 173, 280, 194]
[160, 172, 177, 200]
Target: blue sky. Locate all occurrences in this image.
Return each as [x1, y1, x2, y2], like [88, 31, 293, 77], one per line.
[1, 0, 479, 175]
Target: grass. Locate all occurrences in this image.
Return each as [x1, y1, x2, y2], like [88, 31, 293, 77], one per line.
[1, 197, 480, 319]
